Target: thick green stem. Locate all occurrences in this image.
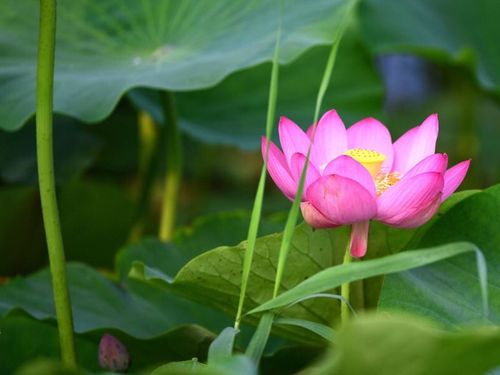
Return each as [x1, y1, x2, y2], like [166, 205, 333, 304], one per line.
[159, 92, 181, 241]
[340, 236, 352, 325]
[36, 0, 76, 367]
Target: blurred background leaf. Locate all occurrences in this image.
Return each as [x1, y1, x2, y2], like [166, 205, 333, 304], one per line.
[360, 0, 500, 96]
[309, 313, 500, 375]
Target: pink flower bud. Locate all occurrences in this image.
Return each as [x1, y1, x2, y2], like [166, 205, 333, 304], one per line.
[98, 334, 130, 372]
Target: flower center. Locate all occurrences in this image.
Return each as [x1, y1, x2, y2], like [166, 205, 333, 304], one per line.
[375, 172, 401, 195]
[343, 148, 385, 179]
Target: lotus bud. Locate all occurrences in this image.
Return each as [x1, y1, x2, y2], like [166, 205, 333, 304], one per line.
[98, 333, 130, 372]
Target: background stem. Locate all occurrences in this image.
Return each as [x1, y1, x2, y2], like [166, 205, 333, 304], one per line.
[36, 0, 76, 367]
[129, 111, 160, 242]
[159, 91, 181, 241]
[341, 237, 352, 325]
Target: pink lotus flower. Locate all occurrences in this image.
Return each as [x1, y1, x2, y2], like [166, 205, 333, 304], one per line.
[262, 110, 470, 258]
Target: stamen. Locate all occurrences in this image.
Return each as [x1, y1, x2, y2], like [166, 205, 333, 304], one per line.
[375, 172, 401, 195]
[344, 148, 386, 179]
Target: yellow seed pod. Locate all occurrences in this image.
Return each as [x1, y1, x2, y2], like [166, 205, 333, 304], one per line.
[343, 148, 386, 179]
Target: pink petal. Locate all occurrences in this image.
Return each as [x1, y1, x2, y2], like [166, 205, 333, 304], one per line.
[306, 175, 377, 225]
[262, 137, 296, 200]
[301, 202, 339, 228]
[290, 153, 321, 195]
[392, 114, 439, 174]
[278, 116, 310, 167]
[306, 124, 314, 139]
[350, 221, 369, 258]
[347, 117, 394, 172]
[388, 193, 442, 228]
[404, 153, 448, 179]
[310, 110, 348, 170]
[323, 155, 376, 197]
[376, 172, 444, 225]
[441, 160, 471, 202]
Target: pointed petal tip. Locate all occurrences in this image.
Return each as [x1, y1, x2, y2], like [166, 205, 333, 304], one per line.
[441, 159, 471, 201]
[422, 113, 439, 131]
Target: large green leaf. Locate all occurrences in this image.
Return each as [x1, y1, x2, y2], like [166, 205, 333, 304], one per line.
[249, 242, 487, 315]
[379, 184, 500, 326]
[309, 313, 500, 375]
[0, 0, 352, 131]
[360, 0, 500, 95]
[129, 32, 383, 149]
[0, 210, 287, 366]
[116, 211, 287, 280]
[129, 191, 477, 331]
[0, 314, 215, 374]
[132, 224, 347, 330]
[0, 263, 227, 339]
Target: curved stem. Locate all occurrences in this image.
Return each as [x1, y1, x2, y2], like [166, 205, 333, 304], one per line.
[159, 91, 181, 241]
[340, 234, 352, 325]
[36, 0, 76, 367]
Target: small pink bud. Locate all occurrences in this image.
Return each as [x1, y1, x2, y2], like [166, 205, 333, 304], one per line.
[98, 334, 130, 372]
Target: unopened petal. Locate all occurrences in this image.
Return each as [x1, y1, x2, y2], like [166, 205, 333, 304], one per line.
[347, 117, 394, 172]
[392, 114, 439, 174]
[262, 137, 296, 200]
[278, 116, 310, 167]
[306, 175, 377, 225]
[310, 110, 348, 170]
[441, 160, 471, 202]
[376, 172, 444, 224]
[350, 221, 370, 258]
[323, 155, 376, 197]
[301, 202, 339, 228]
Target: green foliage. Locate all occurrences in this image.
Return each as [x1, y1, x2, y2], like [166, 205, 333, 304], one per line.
[130, 32, 383, 149]
[59, 181, 136, 267]
[274, 318, 336, 343]
[360, 0, 500, 95]
[0, 180, 138, 273]
[309, 314, 500, 375]
[0, 187, 45, 275]
[380, 184, 500, 326]
[0, 263, 227, 338]
[250, 242, 487, 316]
[0, 314, 216, 374]
[0, 316, 96, 374]
[151, 356, 256, 375]
[0, 0, 351, 131]
[0, 118, 100, 185]
[133, 224, 346, 330]
[207, 327, 238, 364]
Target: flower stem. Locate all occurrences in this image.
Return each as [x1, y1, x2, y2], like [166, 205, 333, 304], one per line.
[159, 91, 181, 241]
[340, 234, 352, 325]
[36, 0, 76, 367]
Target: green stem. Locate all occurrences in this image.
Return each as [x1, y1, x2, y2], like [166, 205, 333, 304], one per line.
[36, 0, 76, 367]
[340, 235, 352, 325]
[129, 111, 160, 242]
[159, 91, 181, 241]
